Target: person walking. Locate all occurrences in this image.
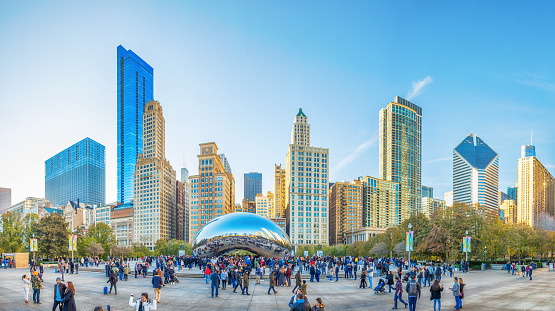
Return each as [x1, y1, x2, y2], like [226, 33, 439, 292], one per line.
[210, 269, 220, 298]
[22, 274, 31, 303]
[152, 270, 163, 302]
[268, 270, 278, 294]
[449, 277, 461, 311]
[129, 293, 157, 310]
[387, 271, 395, 293]
[107, 270, 118, 295]
[405, 276, 420, 311]
[233, 269, 243, 293]
[392, 276, 407, 309]
[52, 277, 66, 311]
[292, 270, 302, 292]
[242, 270, 250, 295]
[61, 281, 76, 311]
[31, 271, 42, 304]
[430, 279, 443, 311]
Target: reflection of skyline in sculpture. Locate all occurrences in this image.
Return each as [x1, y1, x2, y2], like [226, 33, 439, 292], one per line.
[192, 212, 293, 258]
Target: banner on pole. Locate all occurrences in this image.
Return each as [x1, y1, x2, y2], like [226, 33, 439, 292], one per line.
[463, 236, 471, 253]
[406, 231, 414, 252]
[30, 239, 38, 252]
[68, 235, 77, 251]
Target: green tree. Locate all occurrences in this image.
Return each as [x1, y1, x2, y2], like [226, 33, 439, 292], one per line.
[86, 223, 115, 253]
[132, 243, 153, 258]
[32, 214, 70, 260]
[85, 241, 105, 257]
[0, 211, 24, 253]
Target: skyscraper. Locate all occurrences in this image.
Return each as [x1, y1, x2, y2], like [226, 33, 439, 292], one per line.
[453, 133, 499, 212]
[379, 96, 422, 224]
[521, 145, 536, 158]
[421, 197, 446, 218]
[361, 176, 400, 228]
[421, 186, 433, 199]
[329, 179, 362, 245]
[218, 154, 232, 173]
[500, 199, 517, 224]
[507, 186, 517, 205]
[117, 45, 154, 204]
[181, 165, 190, 242]
[188, 142, 236, 241]
[517, 146, 555, 228]
[0, 187, 12, 214]
[176, 180, 185, 241]
[274, 165, 286, 218]
[285, 108, 329, 245]
[244, 172, 262, 202]
[45, 138, 105, 207]
[133, 101, 176, 249]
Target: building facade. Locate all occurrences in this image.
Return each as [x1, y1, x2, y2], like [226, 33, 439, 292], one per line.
[117, 45, 154, 204]
[188, 142, 236, 241]
[176, 180, 185, 241]
[421, 197, 447, 218]
[244, 172, 262, 202]
[241, 199, 256, 214]
[255, 191, 274, 219]
[111, 206, 133, 246]
[133, 101, 177, 250]
[274, 165, 286, 218]
[379, 96, 422, 224]
[361, 176, 399, 228]
[181, 166, 190, 242]
[500, 199, 517, 224]
[285, 108, 329, 245]
[329, 180, 362, 245]
[63, 201, 95, 230]
[507, 186, 518, 205]
[422, 186, 433, 199]
[444, 191, 453, 207]
[345, 227, 387, 244]
[517, 153, 555, 228]
[45, 138, 105, 207]
[0, 187, 11, 214]
[453, 133, 499, 213]
[7, 197, 50, 219]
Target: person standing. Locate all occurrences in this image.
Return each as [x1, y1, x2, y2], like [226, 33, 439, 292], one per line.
[392, 276, 407, 309]
[210, 269, 219, 298]
[152, 270, 163, 303]
[449, 277, 461, 311]
[405, 276, 420, 311]
[430, 279, 443, 311]
[221, 269, 228, 290]
[292, 270, 302, 292]
[52, 277, 66, 311]
[129, 293, 157, 310]
[286, 266, 292, 287]
[204, 265, 211, 284]
[22, 274, 31, 303]
[458, 278, 465, 309]
[61, 281, 76, 311]
[107, 270, 118, 295]
[387, 271, 395, 293]
[301, 280, 307, 296]
[31, 271, 42, 304]
[242, 270, 250, 295]
[359, 269, 367, 289]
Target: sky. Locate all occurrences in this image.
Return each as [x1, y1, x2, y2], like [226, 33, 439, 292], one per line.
[1, 1, 555, 205]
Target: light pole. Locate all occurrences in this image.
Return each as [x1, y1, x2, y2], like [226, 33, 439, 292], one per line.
[32, 233, 36, 262]
[465, 230, 469, 262]
[408, 223, 412, 269]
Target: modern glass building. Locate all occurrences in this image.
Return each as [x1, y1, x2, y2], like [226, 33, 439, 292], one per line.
[45, 138, 105, 207]
[521, 145, 536, 158]
[117, 45, 154, 203]
[507, 186, 517, 204]
[0, 187, 12, 214]
[244, 172, 262, 202]
[421, 186, 433, 198]
[453, 133, 499, 212]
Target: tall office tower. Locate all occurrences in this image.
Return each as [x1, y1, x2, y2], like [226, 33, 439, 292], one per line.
[133, 101, 176, 249]
[517, 150, 555, 228]
[181, 166, 190, 242]
[422, 186, 433, 198]
[507, 186, 517, 205]
[421, 197, 446, 218]
[274, 165, 286, 218]
[45, 138, 106, 207]
[188, 142, 236, 241]
[244, 172, 262, 202]
[218, 154, 232, 173]
[285, 108, 329, 245]
[453, 133, 499, 213]
[361, 176, 399, 228]
[379, 96, 422, 224]
[255, 191, 274, 219]
[176, 180, 185, 240]
[521, 145, 536, 158]
[500, 199, 517, 224]
[329, 180, 362, 245]
[117, 45, 154, 204]
[444, 191, 453, 207]
[0, 187, 12, 214]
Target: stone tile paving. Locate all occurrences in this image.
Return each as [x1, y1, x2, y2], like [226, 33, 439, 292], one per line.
[0, 266, 553, 311]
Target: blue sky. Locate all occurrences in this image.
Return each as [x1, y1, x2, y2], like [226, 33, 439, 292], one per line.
[1, 1, 554, 204]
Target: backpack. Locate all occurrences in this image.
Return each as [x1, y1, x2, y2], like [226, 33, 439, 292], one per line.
[409, 281, 417, 295]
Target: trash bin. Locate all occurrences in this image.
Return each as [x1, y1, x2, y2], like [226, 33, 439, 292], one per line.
[481, 263, 486, 271]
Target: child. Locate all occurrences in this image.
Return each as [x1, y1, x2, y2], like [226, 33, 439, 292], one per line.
[22, 275, 30, 303]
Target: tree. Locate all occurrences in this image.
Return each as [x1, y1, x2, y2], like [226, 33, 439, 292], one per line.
[32, 214, 70, 259]
[393, 241, 407, 257]
[417, 223, 449, 261]
[86, 223, 115, 253]
[85, 241, 105, 257]
[132, 243, 153, 258]
[22, 213, 39, 252]
[110, 244, 131, 257]
[0, 211, 24, 253]
[370, 242, 388, 256]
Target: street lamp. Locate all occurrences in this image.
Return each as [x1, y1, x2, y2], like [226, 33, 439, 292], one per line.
[465, 230, 469, 262]
[408, 223, 412, 269]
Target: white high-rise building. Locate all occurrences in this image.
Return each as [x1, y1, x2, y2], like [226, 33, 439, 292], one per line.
[255, 191, 274, 219]
[453, 133, 499, 213]
[285, 108, 329, 246]
[444, 191, 453, 207]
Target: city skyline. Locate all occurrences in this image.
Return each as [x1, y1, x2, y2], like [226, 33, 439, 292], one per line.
[1, 2, 555, 205]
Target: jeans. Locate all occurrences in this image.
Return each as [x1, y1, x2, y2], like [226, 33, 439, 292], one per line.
[424, 277, 430, 287]
[433, 298, 441, 311]
[242, 286, 249, 295]
[109, 283, 117, 294]
[388, 284, 394, 292]
[205, 274, 210, 284]
[52, 301, 63, 311]
[329, 275, 333, 281]
[211, 284, 218, 297]
[292, 285, 300, 292]
[455, 296, 461, 310]
[268, 286, 277, 294]
[394, 292, 407, 308]
[369, 276, 373, 288]
[408, 296, 417, 311]
[336, 274, 339, 282]
[310, 274, 314, 282]
[33, 288, 40, 303]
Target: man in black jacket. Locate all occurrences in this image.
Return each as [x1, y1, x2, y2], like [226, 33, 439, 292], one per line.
[52, 277, 66, 311]
[107, 270, 118, 295]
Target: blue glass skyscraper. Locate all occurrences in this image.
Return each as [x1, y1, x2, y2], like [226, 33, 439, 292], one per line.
[45, 138, 105, 207]
[244, 172, 262, 202]
[117, 45, 154, 203]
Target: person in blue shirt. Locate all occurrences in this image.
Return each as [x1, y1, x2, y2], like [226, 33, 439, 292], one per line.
[210, 269, 220, 298]
[52, 277, 66, 311]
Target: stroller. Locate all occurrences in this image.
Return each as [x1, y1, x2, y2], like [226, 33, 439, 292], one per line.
[373, 278, 386, 294]
[169, 269, 179, 284]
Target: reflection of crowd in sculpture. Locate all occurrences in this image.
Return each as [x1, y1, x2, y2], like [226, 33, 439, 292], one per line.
[194, 235, 289, 257]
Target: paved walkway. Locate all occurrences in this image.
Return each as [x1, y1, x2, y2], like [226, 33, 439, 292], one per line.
[0, 267, 553, 310]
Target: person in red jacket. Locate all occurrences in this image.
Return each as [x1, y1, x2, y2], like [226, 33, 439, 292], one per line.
[204, 266, 211, 284]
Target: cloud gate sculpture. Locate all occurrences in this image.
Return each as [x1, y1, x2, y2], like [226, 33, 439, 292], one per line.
[192, 212, 293, 258]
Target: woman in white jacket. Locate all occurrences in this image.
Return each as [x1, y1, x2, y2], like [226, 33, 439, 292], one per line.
[129, 293, 157, 311]
[22, 274, 31, 303]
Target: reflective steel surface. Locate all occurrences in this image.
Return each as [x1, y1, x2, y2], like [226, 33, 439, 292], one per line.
[192, 212, 292, 258]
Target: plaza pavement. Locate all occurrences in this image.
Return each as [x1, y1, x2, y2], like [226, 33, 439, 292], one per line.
[1, 265, 554, 311]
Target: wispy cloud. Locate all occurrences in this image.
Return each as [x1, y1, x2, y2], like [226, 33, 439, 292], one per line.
[406, 76, 433, 100]
[424, 157, 450, 163]
[511, 73, 555, 91]
[331, 136, 378, 177]
[545, 164, 555, 169]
